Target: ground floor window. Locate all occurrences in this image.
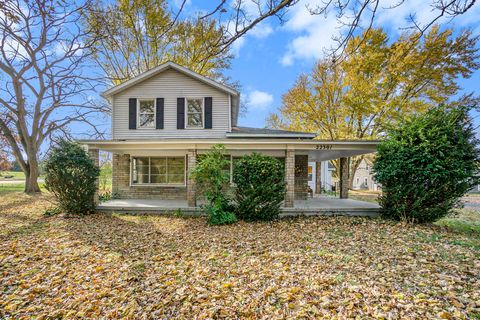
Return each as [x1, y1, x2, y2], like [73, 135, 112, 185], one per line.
[131, 156, 185, 185]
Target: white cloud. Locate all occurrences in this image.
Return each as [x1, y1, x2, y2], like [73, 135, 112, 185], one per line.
[280, 0, 340, 66]
[280, 0, 480, 66]
[53, 41, 84, 57]
[230, 36, 246, 56]
[453, 1, 480, 26]
[246, 90, 274, 110]
[230, 23, 273, 56]
[250, 22, 274, 38]
[172, 0, 191, 8]
[374, 0, 439, 34]
[4, 37, 28, 60]
[224, 0, 276, 56]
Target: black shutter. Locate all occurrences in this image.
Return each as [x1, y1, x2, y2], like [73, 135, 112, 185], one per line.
[177, 98, 185, 129]
[129, 98, 137, 129]
[156, 98, 164, 129]
[204, 97, 212, 129]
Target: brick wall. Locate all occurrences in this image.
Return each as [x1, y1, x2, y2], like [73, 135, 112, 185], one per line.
[111, 151, 309, 202]
[284, 151, 295, 207]
[186, 150, 197, 207]
[112, 153, 187, 200]
[294, 154, 308, 200]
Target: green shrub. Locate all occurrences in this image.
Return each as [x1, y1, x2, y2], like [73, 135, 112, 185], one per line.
[204, 197, 237, 225]
[43, 207, 61, 217]
[44, 140, 100, 215]
[191, 145, 236, 225]
[373, 105, 480, 223]
[233, 153, 286, 221]
[98, 191, 118, 202]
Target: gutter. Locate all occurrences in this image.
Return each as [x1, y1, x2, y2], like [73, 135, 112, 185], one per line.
[77, 139, 380, 146]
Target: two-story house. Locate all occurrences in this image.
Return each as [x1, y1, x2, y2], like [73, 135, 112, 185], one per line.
[352, 158, 381, 191]
[81, 62, 379, 209]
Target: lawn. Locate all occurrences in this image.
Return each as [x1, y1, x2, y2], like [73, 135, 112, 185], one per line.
[1, 192, 479, 318]
[0, 182, 46, 195]
[349, 190, 380, 203]
[0, 171, 25, 180]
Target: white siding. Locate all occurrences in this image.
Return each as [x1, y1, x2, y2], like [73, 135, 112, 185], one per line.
[112, 68, 231, 139]
[307, 161, 334, 192]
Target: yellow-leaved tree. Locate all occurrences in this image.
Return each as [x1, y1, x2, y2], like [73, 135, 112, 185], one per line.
[268, 26, 479, 186]
[87, 0, 233, 85]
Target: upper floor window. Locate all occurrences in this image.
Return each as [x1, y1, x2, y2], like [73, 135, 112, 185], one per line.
[138, 99, 155, 128]
[186, 98, 203, 128]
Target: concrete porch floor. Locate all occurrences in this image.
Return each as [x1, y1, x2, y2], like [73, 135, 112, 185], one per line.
[97, 196, 380, 217]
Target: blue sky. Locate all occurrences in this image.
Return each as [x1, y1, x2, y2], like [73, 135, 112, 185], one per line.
[4, 1, 479, 160]
[65, 0, 480, 139]
[178, 0, 480, 129]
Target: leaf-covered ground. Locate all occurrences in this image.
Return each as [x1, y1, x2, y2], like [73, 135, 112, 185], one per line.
[1, 193, 479, 319]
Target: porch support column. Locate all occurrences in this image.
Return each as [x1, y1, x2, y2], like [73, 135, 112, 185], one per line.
[315, 161, 322, 194]
[187, 149, 197, 207]
[339, 157, 349, 199]
[284, 149, 295, 207]
[87, 147, 100, 205]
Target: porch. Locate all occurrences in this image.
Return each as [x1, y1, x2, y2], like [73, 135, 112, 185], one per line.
[82, 138, 380, 212]
[97, 196, 380, 217]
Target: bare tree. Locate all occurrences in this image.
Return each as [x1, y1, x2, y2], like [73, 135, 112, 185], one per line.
[86, 0, 299, 86]
[203, 0, 299, 53]
[0, 0, 18, 22]
[193, 0, 477, 57]
[0, 0, 105, 193]
[308, 0, 477, 56]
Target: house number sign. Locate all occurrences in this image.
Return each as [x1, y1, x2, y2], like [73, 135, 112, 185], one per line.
[315, 144, 333, 150]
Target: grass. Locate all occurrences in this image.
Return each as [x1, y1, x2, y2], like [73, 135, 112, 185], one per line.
[0, 171, 25, 180]
[436, 208, 480, 238]
[1, 192, 479, 318]
[348, 189, 380, 203]
[0, 182, 46, 195]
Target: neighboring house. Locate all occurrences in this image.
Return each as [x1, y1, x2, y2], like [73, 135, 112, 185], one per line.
[307, 161, 335, 192]
[81, 62, 378, 207]
[351, 158, 380, 191]
[468, 181, 480, 193]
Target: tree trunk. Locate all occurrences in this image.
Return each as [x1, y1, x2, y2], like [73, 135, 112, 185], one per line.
[24, 162, 41, 193]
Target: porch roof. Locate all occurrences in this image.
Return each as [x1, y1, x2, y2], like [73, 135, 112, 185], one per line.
[226, 126, 316, 139]
[80, 138, 379, 162]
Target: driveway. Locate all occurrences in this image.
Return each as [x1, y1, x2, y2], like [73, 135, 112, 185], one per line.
[461, 195, 480, 209]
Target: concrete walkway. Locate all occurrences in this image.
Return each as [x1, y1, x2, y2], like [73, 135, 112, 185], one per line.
[99, 199, 191, 209]
[98, 196, 380, 217]
[294, 197, 379, 209]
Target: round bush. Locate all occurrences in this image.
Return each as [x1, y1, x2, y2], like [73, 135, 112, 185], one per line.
[44, 140, 100, 215]
[233, 153, 286, 221]
[373, 105, 479, 223]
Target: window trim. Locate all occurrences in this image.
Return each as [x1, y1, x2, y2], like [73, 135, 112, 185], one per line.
[185, 97, 205, 129]
[130, 155, 187, 186]
[137, 98, 156, 129]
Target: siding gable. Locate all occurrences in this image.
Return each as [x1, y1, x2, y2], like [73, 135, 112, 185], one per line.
[112, 68, 230, 139]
